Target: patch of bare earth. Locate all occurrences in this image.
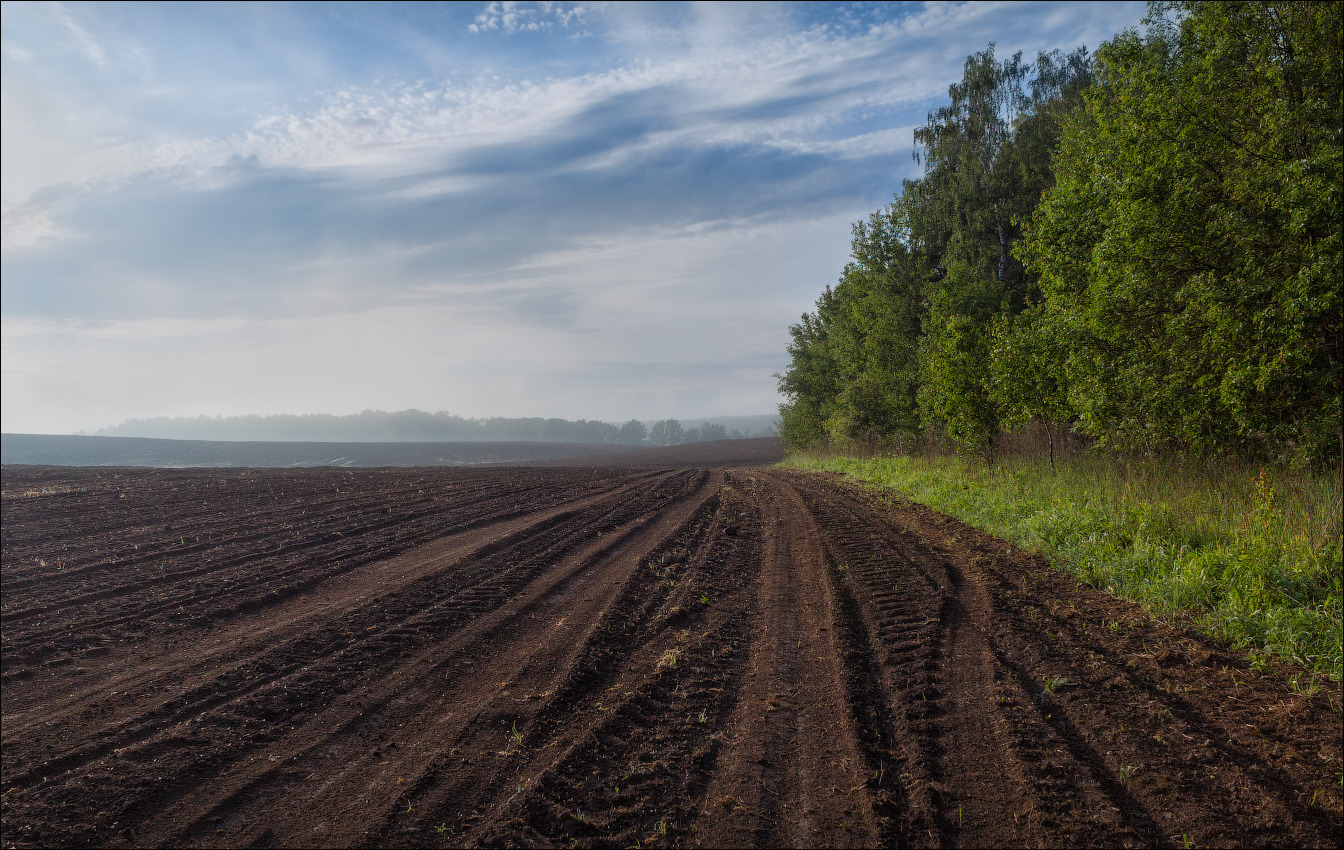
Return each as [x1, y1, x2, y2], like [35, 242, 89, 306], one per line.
[2, 456, 1338, 848]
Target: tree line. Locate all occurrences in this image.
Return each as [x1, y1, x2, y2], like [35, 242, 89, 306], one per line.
[778, 1, 1341, 468]
[92, 410, 773, 445]
[643, 419, 772, 446]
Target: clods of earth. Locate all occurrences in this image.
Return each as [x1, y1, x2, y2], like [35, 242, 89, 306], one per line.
[2, 442, 1340, 848]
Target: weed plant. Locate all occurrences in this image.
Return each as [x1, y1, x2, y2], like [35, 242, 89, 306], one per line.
[787, 450, 1342, 679]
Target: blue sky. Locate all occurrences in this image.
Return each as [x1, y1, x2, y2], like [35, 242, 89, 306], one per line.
[1, 1, 1144, 434]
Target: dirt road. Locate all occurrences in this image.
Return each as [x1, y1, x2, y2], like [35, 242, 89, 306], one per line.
[2, 446, 1339, 848]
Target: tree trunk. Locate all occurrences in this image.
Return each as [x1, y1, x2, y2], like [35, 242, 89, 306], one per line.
[996, 214, 1008, 284]
[1046, 419, 1056, 474]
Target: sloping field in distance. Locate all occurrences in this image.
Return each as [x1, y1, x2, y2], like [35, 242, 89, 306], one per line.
[1, 433, 662, 468]
[545, 437, 785, 468]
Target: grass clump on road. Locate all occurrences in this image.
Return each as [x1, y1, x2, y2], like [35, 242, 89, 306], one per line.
[787, 452, 1342, 680]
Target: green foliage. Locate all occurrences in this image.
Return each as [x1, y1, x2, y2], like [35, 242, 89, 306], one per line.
[619, 419, 648, 444]
[778, 390, 827, 449]
[906, 44, 1032, 301]
[648, 419, 685, 447]
[1022, 1, 1342, 463]
[905, 44, 1094, 455]
[788, 451, 1343, 679]
[988, 308, 1072, 465]
[780, 47, 1087, 454]
[917, 302, 1000, 452]
[777, 204, 925, 448]
[699, 422, 729, 442]
[780, 4, 1339, 467]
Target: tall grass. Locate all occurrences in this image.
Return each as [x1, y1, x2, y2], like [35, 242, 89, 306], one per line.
[787, 450, 1342, 679]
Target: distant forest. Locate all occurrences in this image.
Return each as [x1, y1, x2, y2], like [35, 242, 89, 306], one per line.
[778, 2, 1341, 467]
[92, 411, 779, 445]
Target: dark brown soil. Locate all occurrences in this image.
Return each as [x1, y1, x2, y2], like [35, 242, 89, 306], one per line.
[0, 433, 754, 468]
[2, 449, 1339, 848]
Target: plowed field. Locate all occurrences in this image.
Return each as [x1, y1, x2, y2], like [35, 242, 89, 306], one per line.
[3, 446, 1340, 848]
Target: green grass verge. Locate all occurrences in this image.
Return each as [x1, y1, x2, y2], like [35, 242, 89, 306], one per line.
[786, 451, 1342, 680]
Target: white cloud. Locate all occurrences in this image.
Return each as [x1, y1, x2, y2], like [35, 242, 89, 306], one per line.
[0, 201, 66, 251]
[468, 1, 590, 35]
[50, 1, 108, 67]
[3, 1, 1145, 232]
[1, 1, 1151, 430]
[4, 44, 34, 63]
[2, 18, 931, 219]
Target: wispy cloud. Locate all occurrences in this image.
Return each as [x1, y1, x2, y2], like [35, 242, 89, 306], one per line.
[1, 1, 1148, 433]
[50, 1, 108, 67]
[0, 11, 937, 264]
[468, 1, 592, 35]
[4, 2, 1141, 238]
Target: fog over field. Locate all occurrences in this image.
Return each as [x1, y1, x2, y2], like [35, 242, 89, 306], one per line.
[2, 1, 1141, 435]
[86, 410, 780, 442]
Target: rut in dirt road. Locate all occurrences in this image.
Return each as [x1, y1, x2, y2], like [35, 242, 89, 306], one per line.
[2, 456, 1340, 849]
[153, 470, 724, 849]
[688, 474, 880, 848]
[773, 469, 1340, 850]
[4, 468, 709, 844]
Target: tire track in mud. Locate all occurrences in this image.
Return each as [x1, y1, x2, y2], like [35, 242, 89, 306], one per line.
[3, 460, 1339, 849]
[1, 470, 706, 846]
[1, 470, 654, 656]
[438, 472, 764, 850]
[782, 470, 1145, 847]
[976, 556, 1339, 848]
[686, 473, 880, 848]
[2, 469, 524, 586]
[2, 467, 627, 598]
[0, 470, 658, 715]
[152, 470, 722, 849]
[0, 471, 672, 737]
[779, 469, 1340, 849]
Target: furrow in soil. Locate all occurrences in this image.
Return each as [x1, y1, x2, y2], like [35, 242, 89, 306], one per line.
[3, 459, 1339, 850]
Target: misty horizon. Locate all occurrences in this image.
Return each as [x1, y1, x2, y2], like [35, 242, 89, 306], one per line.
[22, 409, 782, 444]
